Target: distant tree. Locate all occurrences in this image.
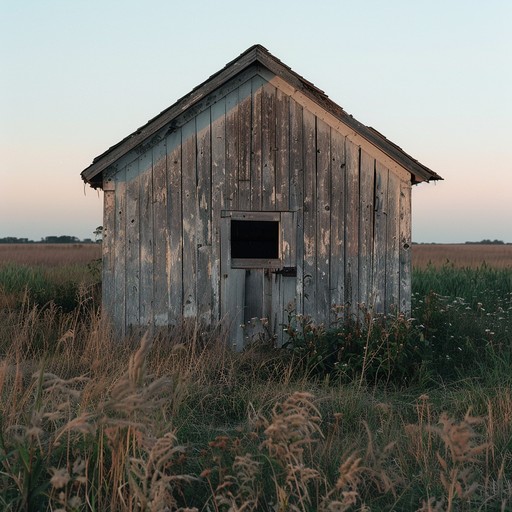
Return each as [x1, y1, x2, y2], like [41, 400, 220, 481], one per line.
[93, 226, 103, 243]
[466, 239, 504, 245]
[0, 237, 30, 243]
[43, 235, 80, 244]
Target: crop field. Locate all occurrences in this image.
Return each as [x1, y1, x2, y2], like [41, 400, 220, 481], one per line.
[0, 243, 101, 267]
[413, 243, 512, 269]
[1, 244, 512, 510]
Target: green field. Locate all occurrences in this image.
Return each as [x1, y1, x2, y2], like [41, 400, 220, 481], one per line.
[1, 247, 511, 511]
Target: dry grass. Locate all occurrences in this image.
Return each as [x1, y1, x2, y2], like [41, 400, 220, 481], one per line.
[413, 244, 512, 269]
[1, 302, 511, 510]
[0, 244, 101, 267]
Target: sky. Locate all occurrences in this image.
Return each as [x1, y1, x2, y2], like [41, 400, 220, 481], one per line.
[1, 0, 511, 243]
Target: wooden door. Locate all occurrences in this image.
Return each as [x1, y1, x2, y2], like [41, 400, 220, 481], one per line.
[220, 211, 297, 349]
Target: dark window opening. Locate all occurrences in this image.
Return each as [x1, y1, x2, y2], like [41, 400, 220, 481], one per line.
[231, 220, 279, 259]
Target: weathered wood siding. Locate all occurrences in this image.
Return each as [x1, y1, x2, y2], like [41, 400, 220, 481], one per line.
[102, 67, 412, 337]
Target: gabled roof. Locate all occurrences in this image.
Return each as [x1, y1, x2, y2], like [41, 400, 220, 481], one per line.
[81, 44, 442, 188]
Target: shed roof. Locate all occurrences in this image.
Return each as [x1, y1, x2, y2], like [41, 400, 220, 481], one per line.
[81, 44, 442, 188]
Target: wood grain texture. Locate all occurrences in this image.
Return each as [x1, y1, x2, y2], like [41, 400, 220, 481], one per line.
[125, 158, 140, 329]
[302, 108, 316, 318]
[102, 189, 115, 326]
[315, 118, 331, 324]
[399, 180, 412, 313]
[113, 166, 127, 335]
[167, 129, 183, 323]
[344, 140, 360, 317]
[181, 118, 197, 318]
[329, 129, 345, 312]
[372, 161, 389, 313]
[152, 139, 169, 325]
[139, 149, 153, 326]
[359, 150, 374, 311]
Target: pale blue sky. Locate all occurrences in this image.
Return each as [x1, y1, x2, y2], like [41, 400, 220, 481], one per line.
[1, 0, 511, 242]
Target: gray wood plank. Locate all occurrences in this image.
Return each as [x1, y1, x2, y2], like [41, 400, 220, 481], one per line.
[138, 150, 153, 326]
[238, 79, 252, 206]
[277, 211, 297, 346]
[211, 99, 226, 322]
[262, 82, 276, 210]
[302, 108, 316, 318]
[225, 88, 239, 210]
[399, 180, 412, 314]
[385, 171, 400, 313]
[102, 189, 115, 327]
[181, 118, 197, 319]
[113, 167, 127, 336]
[244, 269, 263, 322]
[315, 119, 331, 325]
[152, 139, 169, 326]
[220, 216, 245, 349]
[125, 158, 140, 330]
[344, 140, 360, 318]
[167, 128, 183, 323]
[372, 161, 389, 314]
[289, 99, 304, 317]
[358, 150, 374, 312]
[250, 75, 264, 210]
[196, 108, 212, 324]
[275, 89, 290, 211]
[329, 130, 345, 317]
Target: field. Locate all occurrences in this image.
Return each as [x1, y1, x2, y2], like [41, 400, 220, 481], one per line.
[0, 243, 101, 267]
[1, 244, 512, 511]
[413, 243, 512, 269]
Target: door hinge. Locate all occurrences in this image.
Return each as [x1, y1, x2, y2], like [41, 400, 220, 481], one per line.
[272, 266, 297, 277]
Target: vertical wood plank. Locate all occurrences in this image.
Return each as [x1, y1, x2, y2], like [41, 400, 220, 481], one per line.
[211, 99, 226, 321]
[102, 188, 115, 327]
[113, 167, 127, 336]
[277, 211, 297, 346]
[359, 150, 375, 312]
[181, 118, 197, 319]
[250, 75, 264, 210]
[329, 130, 346, 315]
[152, 139, 169, 326]
[139, 150, 153, 327]
[238, 79, 252, 209]
[399, 180, 412, 314]
[316, 118, 331, 325]
[196, 108, 212, 324]
[220, 216, 245, 349]
[225, 88, 239, 210]
[372, 161, 389, 314]
[275, 89, 290, 211]
[167, 129, 183, 323]
[289, 99, 304, 318]
[262, 82, 276, 210]
[302, 109, 316, 318]
[125, 158, 140, 330]
[344, 140, 360, 318]
[245, 269, 263, 321]
[385, 171, 400, 313]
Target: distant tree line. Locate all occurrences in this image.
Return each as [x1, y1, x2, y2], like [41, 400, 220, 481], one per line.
[0, 235, 95, 244]
[465, 239, 506, 245]
[0, 227, 103, 244]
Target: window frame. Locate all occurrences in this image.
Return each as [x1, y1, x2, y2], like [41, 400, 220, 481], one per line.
[222, 211, 283, 269]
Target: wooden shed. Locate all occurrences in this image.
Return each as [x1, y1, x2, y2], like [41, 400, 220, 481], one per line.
[81, 44, 441, 347]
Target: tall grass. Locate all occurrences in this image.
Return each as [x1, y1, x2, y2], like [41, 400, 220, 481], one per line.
[0, 260, 511, 510]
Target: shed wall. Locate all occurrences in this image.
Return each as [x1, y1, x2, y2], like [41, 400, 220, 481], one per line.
[101, 70, 412, 337]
